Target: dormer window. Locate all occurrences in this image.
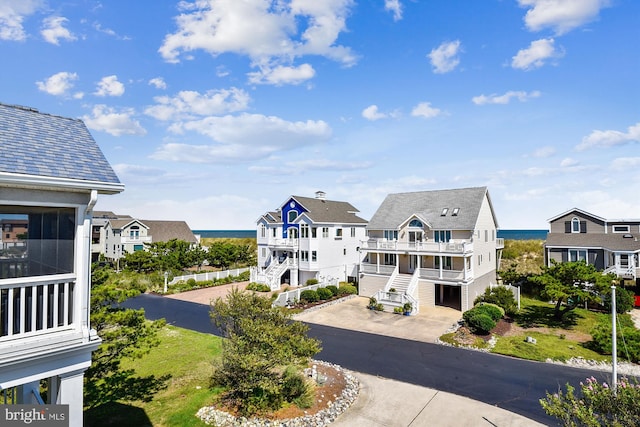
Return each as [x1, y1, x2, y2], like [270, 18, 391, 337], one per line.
[409, 219, 423, 228]
[452, 208, 460, 216]
[441, 208, 448, 216]
[288, 210, 298, 222]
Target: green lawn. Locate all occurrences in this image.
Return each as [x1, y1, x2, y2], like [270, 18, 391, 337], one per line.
[490, 297, 612, 362]
[85, 325, 222, 427]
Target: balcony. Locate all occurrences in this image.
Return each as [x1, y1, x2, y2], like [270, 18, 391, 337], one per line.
[265, 238, 298, 249]
[360, 263, 472, 282]
[361, 238, 473, 254]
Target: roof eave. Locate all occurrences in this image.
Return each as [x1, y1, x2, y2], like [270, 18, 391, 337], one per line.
[0, 171, 125, 195]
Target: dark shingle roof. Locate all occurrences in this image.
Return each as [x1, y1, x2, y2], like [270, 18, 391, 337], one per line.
[0, 103, 121, 185]
[367, 187, 492, 230]
[546, 232, 640, 252]
[291, 196, 368, 224]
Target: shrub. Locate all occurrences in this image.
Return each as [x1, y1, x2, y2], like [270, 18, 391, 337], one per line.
[306, 278, 319, 286]
[300, 290, 319, 303]
[403, 302, 413, 313]
[368, 297, 377, 309]
[325, 285, 338, 296]
[374, 303, 384, 311]
[281, 366, 314, 409]
[590, 315, 640, 363]
[187, 278, 197, 287]
[474, 303, 504, 321]
[602, 287, 635, 314]
[393, 307, 403, 314]
[466, 312, 496, 334]
[247, 282, 271, 292]
[316, 287, 333, 300]
[474, 286, 517, 315]
[338, 285, 357, 296]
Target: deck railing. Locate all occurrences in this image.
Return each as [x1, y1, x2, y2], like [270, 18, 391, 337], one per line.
[361, 239, 473, 254]
[0, 274, 76, 342]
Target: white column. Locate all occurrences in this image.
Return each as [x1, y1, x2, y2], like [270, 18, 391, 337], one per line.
[57, 371, 85, 427]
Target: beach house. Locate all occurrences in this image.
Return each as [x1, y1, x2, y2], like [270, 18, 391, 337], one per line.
[253, 191, 368, 289]
[358, 187, 503, 312]
[0, 103, 123, 425]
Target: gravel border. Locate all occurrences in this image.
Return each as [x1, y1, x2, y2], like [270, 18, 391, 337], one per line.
[196, 360, 360, 427]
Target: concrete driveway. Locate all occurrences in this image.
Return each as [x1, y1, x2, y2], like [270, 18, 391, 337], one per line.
[294, 296, 462, 343]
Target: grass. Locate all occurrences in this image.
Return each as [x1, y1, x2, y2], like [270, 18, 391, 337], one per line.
[489, 297, 611, 363]
[85, 325, 223, 427]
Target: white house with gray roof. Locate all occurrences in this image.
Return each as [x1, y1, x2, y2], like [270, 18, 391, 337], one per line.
[0, 103, 124, 425]
[252, 191, 368, 289]
[359, 187, 503, 312]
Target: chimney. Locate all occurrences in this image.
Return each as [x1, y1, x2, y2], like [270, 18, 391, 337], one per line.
[315, 191, 326, 200]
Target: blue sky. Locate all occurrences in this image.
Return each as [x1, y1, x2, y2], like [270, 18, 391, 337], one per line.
[1, 0, 638, 230]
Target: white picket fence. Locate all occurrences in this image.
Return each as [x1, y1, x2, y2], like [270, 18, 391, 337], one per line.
[170, 267, 249, 285]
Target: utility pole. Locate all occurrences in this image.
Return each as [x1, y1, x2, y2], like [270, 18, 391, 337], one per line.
[611, 283, 617, 394]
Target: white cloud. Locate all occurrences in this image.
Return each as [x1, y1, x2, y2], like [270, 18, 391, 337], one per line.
[41, 16, 76, 45]
[149, 77, 167, 90]
[94, 75, 125, 97]
[610, 157, 640, 170]
[159, 0, 357, 83]
[511, 38, 562, 70]
[385, 0, 403, 21]
[82, 104, 146, 136]
[472, 90, 541, 105]
[411, 102, 442, 119]
[519, 0, 610, 35]
[576, 122, 640, 151]
[35, 71, 78, 96]
[154, 113, 331, 163]
[428, 40, 462, 74]
[0, 0, 43, 41]
[145, 88, 250, 121]
[247, 63, 315, 85]
[530, 146, 556, 158]
[92, 22, 130, 40]
[362, 105, 387, 121]
[560, 157, 578, 167]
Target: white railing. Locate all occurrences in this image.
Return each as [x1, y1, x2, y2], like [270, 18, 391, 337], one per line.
[373, 290, 419, 316]
[360, 263, 397, 275]
[418, 267, 471, 282]
[272, 278, 339, 307]
[0, 274, 76, 342]
[406, 269, 419, 299]
[251, 259, 297, 291]
[267, 238, 298, 248]
[171, 267, 249, 285]
[361, 239, 473, 254]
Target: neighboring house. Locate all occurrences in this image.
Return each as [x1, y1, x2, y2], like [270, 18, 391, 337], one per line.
[0, 218, 28, 250]
[359, 187, 503, 313]
[252, 191, 368, 289]
[0, 103, 124, 425]
[91, 212, 198, 263]
[545, 208, 640, 284]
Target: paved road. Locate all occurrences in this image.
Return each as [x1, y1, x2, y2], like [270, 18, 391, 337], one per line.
[122, 293, 604, 425]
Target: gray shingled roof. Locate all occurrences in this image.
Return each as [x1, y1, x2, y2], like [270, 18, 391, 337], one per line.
[367, 187, 491, 230]
[291, 196, 368, 224]
[109, 218, 197, 244]
[546, 232, 640, 252]
[0, 103, 121, 185]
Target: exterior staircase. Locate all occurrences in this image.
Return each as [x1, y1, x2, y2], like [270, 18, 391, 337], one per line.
[385, 274, 412, 294]
[372, 272, 419, 315]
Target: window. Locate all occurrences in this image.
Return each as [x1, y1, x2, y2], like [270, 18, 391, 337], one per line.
[272, 228, 277, 237]
[312, 227, 317, 238]
[485, 230, 488, 242]
[351, 227, 356, 238]
[384, 253, 396, 265]
[452, 208, 460, 216]
[343, 248, 347, 255]
[288, 210, 298, 222]
[409, 219, 423, 228]
[260, 225, 266, 238]
[478, 254, 483, 265]
[129, 226, 140, 239]
[336, 228, 343, 239]
[261, 248, 267, 258]
[300, 224, 309, 238]
[435, 256, 452, 270]
[300, 251, 309, 262]
[569, 249, 587, 262]
[441, 208, 448, 216]
[613, 225, 630, 233]
[434, 230, 451, 242]
[133, 244, 143, 251]
[311, 251, 317, 262]
[0, 206, 76, 280]
[322, 227, 329, 238]
[384, 230, 398, 240]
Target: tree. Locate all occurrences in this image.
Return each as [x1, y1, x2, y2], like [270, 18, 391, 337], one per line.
[530, 260, 614, 320]
[210, 288, 321, 415]
[541, 376, 640, 426]
[85, 264, 168, 408]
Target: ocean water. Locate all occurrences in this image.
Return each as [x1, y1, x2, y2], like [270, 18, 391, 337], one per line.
[194, 229, 547, 240]
[497, 229, 547, 240]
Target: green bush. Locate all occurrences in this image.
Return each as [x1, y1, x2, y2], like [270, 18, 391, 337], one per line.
[281, 366, 313, 408]
[474, 286, 517, 315]
[338, 285, 357, 296]
[474, 303, 504, 321]
[466, 312, 496, 334]
[368, 297, 377, 309]
[187, 278, 196, 287]
[306, 278, 319, 286]
[602, 287, 635, 314]
[316, 287, 333, 300]
[590, 315, 640, 362]
[374, 303, 384, 311]
[325, 285, 339, 296]
[247, 282, 271, 292]
[300, 290, 319, 303]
